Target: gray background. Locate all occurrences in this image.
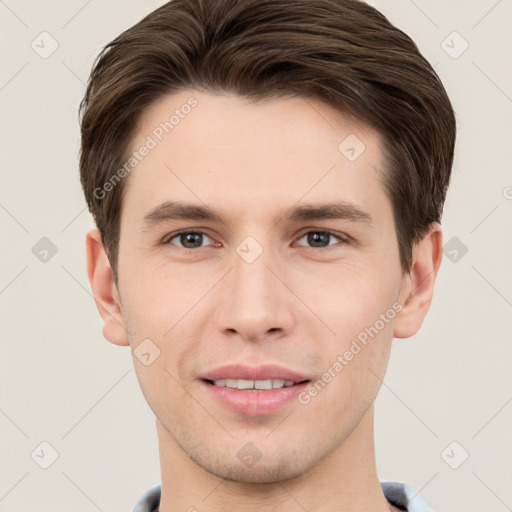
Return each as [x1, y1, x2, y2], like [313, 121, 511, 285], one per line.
[1, 0, 511, 510]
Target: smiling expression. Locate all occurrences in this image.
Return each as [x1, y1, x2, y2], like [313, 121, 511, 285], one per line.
[99, 88, 415, 483]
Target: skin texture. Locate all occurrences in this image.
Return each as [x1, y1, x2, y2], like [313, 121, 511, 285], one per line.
[86, 90, 443, 511]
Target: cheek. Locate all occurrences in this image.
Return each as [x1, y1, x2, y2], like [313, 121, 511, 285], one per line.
[119, 267, 205, 381]
[297, 260, 400, 334]
[294, 261, 399, 405]
[120, 264, 194, 336]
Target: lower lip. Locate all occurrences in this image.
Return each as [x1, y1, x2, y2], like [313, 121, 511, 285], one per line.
[201, 380, 309, 416]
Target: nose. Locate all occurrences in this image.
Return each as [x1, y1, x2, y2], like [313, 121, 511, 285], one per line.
[215, 241, 294, 343]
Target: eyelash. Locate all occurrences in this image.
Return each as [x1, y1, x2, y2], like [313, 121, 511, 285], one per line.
[162, 229, 349, 250]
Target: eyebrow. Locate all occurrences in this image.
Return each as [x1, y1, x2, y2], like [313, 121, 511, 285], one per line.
[142, 200, 372, 227]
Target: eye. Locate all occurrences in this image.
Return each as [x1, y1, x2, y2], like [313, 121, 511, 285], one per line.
[163, 230, 215, 249]
[162, 229, 348, 250]
[295, 230, 346, 248]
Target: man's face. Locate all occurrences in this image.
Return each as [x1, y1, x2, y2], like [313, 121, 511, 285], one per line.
[115, 90, 406, 482]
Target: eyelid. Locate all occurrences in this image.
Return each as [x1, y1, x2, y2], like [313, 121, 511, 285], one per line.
[294, 229, 349, 247]
[162, 229, 215, 246]
[162, 228, 351, 249]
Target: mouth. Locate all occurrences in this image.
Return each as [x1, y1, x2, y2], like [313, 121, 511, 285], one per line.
[200, 364, 312, 415]
[203, 378, 310, 390]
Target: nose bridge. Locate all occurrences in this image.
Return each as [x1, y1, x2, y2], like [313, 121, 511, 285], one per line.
[234, 245, 272, 302]
[217, 237, 291, 339]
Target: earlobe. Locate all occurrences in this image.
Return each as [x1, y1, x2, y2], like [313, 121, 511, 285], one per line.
[85, 228, 130, 346]
[393, 223, 443, 339]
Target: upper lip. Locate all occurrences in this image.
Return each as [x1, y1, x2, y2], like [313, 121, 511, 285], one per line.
[202, 364, 311, 383]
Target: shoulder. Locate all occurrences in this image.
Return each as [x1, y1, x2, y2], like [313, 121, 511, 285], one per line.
[132, 484, 161, 512]
[381, 481, 433, 512]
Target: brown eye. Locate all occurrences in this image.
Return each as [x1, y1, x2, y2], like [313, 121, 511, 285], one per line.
[164, 231, 213, 249]
[296, 230, 345, 248]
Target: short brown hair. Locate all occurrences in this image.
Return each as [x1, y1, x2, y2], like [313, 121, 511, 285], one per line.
[79, 0, 456, 282]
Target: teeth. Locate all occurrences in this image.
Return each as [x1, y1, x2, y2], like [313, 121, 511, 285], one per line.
[237, 379, 255, 390]
[212, 378, 297, 390]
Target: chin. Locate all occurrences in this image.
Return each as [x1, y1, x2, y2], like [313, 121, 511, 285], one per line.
[187, 442, 320, 484]
[201, 458, 308, 484]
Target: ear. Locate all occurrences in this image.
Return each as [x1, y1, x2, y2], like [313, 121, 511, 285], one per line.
[85, 228, 129, 346]
[394, 222, 443, 339]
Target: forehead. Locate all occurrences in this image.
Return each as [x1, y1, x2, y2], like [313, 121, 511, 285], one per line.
[122, 89, 389, 224]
